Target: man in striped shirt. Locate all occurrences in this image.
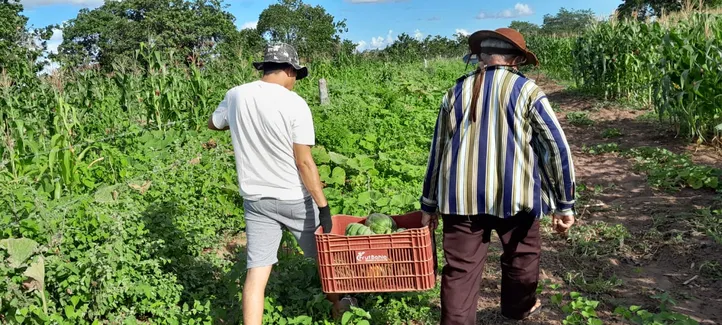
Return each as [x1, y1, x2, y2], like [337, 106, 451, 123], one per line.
[419, 28, 576, 324]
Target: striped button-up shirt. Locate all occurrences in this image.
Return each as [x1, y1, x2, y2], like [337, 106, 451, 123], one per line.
[420, 66, 576, 218]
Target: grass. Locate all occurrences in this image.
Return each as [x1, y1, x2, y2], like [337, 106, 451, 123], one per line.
[602, 128, 623, 138]
[566, 111, 594, 126]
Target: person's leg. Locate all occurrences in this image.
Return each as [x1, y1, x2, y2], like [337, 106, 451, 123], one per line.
[242, 266, 273, 325]
[279, 196, 346, 317]
[440, 214, 492, 325]
[496, 213, 542, 320]
[243, 199, 284, 325]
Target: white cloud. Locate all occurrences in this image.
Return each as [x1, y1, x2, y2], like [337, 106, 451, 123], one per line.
[240, 21, 257, 30]
[514, 3, 533, 16]
[413, 29, 423, 40]
[356, 30, 394, 52]
[455, 28, 470, 36]
[355, 40, 368, 51]
[477, 3, 534, 19]
[21, 0, 104, 8]
[46, 28, 63, 54]
[32, 28, 63, 76]
[40, 61, 60, 75]
[370, 36, 385, 48]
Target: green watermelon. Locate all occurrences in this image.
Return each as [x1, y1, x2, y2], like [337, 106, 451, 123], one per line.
[356, 225, 375, 236]
[345, 223, 363, 236]
[365, 213, 397, 234]
[345, 223, 375, 236]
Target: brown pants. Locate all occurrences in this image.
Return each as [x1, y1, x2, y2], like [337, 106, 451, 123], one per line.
[440, 213, 541, 325]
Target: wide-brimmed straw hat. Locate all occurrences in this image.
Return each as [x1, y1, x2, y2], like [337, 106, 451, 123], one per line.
[467, 27, 538, 67]
[252, 43, 308, 80]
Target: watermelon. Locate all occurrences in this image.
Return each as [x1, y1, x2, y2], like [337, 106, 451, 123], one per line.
[356, 225, 374, 236]
[365, 213, 397, 234]
[345, 223, 363, 236]
[345, 222, 374, 236]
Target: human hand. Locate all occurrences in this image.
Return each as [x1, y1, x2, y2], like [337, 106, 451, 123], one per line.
[552, 213, 575, 234]
[318, 205, 332, 233]
[421, 211, 439, 230]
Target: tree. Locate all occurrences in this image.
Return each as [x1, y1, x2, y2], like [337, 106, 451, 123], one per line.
[540, 8, 596, 36]
[256, 0, 348, 60]
[382, 33, 423, 60]
[0, 0, 53, 76]
[616, 0, 722, 20]
[509, 21, 541, 35]
[56, 0, 239, 69]
[234, 28, 266, 59]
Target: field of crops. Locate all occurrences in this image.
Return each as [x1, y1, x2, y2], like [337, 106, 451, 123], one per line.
[2, 9, 722, 325]
[1, 53, 460, 324]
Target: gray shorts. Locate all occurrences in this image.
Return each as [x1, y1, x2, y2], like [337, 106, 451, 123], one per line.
[243, 196, 320, 269]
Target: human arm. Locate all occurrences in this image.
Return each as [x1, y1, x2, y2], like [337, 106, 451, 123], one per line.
[208, 116, 229, 131]
[529, 95, 576, 232]
[208, 92, 230, 131]
[293, 143, 328, 208]
[419, 91, 452, 228]
[291, 99, 332, 233]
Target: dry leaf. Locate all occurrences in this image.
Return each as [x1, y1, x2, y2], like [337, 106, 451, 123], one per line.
[22, 256, 45, 293]
[129, 181, 152, 194]
[202, 139, 217, 149]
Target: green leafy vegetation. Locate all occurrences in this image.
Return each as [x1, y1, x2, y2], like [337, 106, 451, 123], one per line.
[614, 293, 700, 325]
[572, 10, 722, 142]
[566, 111, 594, 126]
[2, 0, 722, 323]
[602, 128, 623, 138]
[628, 147, 721, 191]
[580, 144, 721, 192]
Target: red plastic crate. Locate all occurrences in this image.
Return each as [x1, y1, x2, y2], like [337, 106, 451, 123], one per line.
[314, 211, 436, 294]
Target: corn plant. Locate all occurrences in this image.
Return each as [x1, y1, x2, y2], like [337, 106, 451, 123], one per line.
[568, 11, 722, 142]
[655, 13, 722, 142]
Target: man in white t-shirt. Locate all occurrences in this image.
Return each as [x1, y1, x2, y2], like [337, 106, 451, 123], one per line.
[208, 43, 347, 323]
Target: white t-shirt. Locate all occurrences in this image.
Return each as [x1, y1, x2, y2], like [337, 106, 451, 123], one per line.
[211, 80, 315, 201]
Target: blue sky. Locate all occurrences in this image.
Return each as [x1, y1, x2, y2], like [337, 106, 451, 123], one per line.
[20, 0, 623, 53]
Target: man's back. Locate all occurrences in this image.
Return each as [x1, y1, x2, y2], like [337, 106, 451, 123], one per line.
[211, 80, 315, 201]
[420, 66, 575, 219]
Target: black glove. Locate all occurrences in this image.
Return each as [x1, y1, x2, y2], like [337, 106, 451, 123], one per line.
[318, 205, 332, 234]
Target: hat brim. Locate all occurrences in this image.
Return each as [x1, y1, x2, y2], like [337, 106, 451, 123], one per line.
[252, 61, 308, 80]
[462, 53, 479, 64]
[468, 30, 539, 67]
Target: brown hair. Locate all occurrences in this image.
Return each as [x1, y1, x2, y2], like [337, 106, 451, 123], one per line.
[469, 65, 486, 123]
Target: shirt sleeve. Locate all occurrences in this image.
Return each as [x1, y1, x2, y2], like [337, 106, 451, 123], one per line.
[419, 90, 452, 213]
[529, 94, 576, 216]
[292, 97, 315, 146]
[211, 91, 230, 130]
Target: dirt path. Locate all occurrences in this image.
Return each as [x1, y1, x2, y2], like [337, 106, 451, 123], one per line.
[473, 80, 722, 324]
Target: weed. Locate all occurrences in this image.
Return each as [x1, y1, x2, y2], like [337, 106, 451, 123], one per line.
[551, 292, 602, 325]
[566, 111, 594, 126]
[699, 261, 722, 279]
[614, 292, 699, 325]
[626, 147, 721, 191]
[568, 221, 630, 257]
[565, 272, 623, 294]
[602, 128, 623, 138]
[582, 143, 620, 155]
